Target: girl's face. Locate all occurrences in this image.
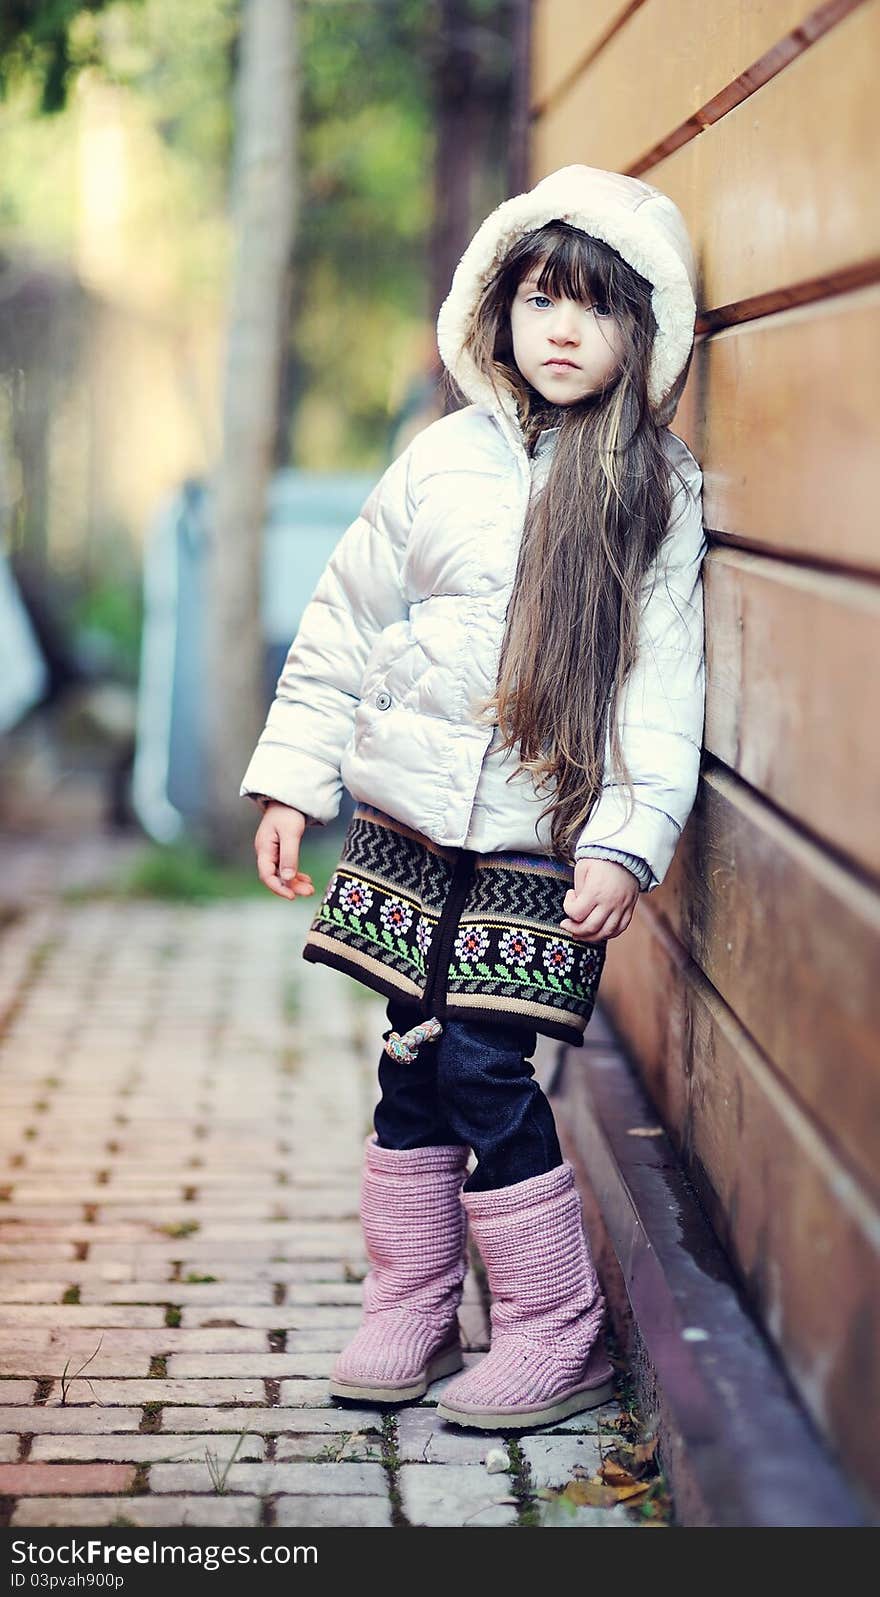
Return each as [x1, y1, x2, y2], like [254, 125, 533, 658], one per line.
[509, 268, 625, 406]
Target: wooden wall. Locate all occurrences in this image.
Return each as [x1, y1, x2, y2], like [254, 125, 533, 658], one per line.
[529, 0, 880, 1515]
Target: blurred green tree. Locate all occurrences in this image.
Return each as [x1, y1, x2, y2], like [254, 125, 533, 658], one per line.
[0, 1, 140, 113]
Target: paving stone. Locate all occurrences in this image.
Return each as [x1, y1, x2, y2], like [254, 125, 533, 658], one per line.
[44, 1380, 267, 1406]
[167, 1354, 335, 1378]
[150, 1460, 387, 1495]
[29, 1329, 271, 1354]
[275, 1494, 392, 1527]
[0, 1264, 141, 1283]
[0, 1435, 19, 1460]
[277, 1381, 338, 1408]
[1, 1354, 152, 1379]
[521, 1432, 603, 1486]
[535, 1496, 634, 1529]
[30, 1433, 266, 1462]
[161, 1407, 382, 1434]
[186, 1262, 367, 1284]
[0, 1305, 167, 1327]
[0, 1407, 143, 1433]
[0, 1246, 76, 1262]
[0, 1462, 135, 1494]
[396, 1407, 510, 1465]
[80, 1282, 276, 1305]
[0, 1283, 80, 1303]
[0, 1330, 51, 1350]
[1, 1221, 173, 1238]
[0, 1380, 37, 1403]
[275, 1432, 382, 1463]
[87, 1243, 368, 1266]
[11, 1495, 263, 1527]
[93, 1205, 339, 1226]
[543, 1400, 621, 1433]
[398, 1463, 518, 1527]
[181, 1306, 360, 1329]
[276, 1283, 368, 1306]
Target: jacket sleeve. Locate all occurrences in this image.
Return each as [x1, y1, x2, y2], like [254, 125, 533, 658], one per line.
[239, 440, 416, 824]
[575, 844, 654, 891]
[573, 446, 707, 890]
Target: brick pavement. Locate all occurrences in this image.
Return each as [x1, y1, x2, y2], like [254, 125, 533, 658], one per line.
[0, 877, 637, 1529]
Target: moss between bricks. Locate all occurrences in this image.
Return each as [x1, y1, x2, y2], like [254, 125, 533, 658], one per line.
[506, 1439, 541, 1527]
[380, 1413, 409, 1527]
[140, 1402, 162, 1434]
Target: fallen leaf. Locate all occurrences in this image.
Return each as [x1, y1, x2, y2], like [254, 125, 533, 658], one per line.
[610, 1482, 652, 1503]
[606, 1434, 658, 1474]
[562, 1480, 619, 1509]
[600, 1458, 640, 1488]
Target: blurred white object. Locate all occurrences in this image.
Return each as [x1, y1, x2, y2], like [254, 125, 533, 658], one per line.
[0, 547, 48, 734]
[133, 470, 374, 844]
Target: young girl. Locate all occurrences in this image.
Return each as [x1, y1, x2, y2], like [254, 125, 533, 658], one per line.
[241, 164, 706, 1431]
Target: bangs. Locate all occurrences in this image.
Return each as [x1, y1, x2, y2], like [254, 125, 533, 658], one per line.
[513, 225, 649, 316]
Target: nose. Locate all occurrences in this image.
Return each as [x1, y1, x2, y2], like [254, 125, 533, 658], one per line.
[548, 304, 581, 345]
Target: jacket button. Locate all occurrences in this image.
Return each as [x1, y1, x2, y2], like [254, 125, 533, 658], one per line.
[375, 690, 392, 710]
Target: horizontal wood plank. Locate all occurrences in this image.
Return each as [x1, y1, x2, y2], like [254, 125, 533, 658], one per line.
[598, 909, 880, 1507]
[530, 0, 632, 111]
[703, 548, 880, 875]
[686, 286, 880, 574]
[531, 0, 833, 173]
[651, 764, 880, 1198]
[533, 0, 880, 311]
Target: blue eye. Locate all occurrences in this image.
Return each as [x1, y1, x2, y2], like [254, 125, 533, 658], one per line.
[526, 292, 613, 318]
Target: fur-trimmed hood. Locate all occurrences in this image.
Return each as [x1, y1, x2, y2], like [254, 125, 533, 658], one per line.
[436, 164, 698, 431]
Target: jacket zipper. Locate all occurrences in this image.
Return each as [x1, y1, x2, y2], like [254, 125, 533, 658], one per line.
[419, 849, 478, 1021]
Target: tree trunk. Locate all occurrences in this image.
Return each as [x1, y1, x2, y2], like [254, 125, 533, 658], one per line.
[429, 1, 519, 415]
[202, 0, 298, 860]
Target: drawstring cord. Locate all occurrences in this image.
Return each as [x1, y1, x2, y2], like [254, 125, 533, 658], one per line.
[383, 1016, 443, 1063]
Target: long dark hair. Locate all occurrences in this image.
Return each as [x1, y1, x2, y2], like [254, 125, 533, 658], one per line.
[444, 221, 692, 862]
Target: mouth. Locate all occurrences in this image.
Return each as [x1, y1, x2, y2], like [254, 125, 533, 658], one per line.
[544, 359, 579, 369]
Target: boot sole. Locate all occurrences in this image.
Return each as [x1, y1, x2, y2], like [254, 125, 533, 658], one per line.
[436, 1374, 616, 1431]
[328, 1341, 464, 1405]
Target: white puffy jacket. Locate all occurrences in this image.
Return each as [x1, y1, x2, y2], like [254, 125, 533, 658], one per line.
[241, 165, 708, 891]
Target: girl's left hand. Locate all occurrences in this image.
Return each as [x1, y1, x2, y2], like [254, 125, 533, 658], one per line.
[559, 858, 639, 942]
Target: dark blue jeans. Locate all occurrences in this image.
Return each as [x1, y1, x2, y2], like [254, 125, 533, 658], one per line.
[373, 998, 563, 1193]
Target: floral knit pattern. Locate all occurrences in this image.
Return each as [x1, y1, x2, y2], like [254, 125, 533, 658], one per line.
[303, 804, 607, 1047]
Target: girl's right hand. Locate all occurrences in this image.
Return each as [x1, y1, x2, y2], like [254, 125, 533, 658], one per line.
[254, 803, 315, 901]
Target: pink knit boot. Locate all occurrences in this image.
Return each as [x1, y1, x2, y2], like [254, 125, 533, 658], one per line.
[329, 1135, 470, 1403]
[436, 1161, 615, 1430]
